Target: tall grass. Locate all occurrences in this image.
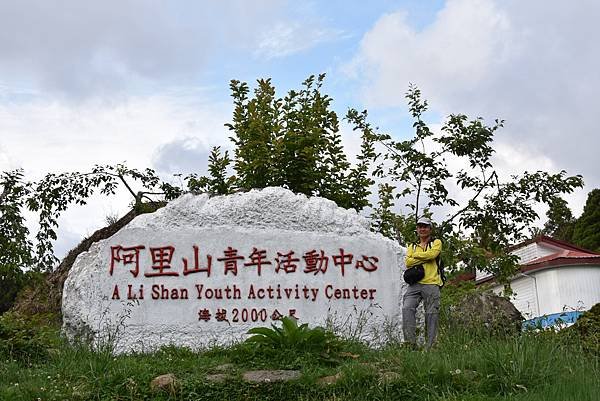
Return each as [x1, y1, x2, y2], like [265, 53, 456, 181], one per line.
[0, 311, 598, 401]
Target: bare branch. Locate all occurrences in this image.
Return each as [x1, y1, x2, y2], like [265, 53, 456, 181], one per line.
[117, 173, 138, 201]
[441, 171, 498, 232]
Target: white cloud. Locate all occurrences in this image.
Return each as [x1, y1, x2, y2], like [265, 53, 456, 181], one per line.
[346, 0, 512, 108]
[346, 0, 600, 214]
[254, 22, 345, 60]
[0, 91, 231, 178]
[153, 137, 213, 176]
[0, 89, 233, 256]
[0, 0, 285, 97]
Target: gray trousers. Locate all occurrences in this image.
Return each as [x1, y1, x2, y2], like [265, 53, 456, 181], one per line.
[402, 283, 441, 348]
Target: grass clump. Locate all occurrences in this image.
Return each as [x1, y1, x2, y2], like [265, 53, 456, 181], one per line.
[566, 302, 600, 356]
[0, 312, 60, 364]
[0, 311, 599, 400]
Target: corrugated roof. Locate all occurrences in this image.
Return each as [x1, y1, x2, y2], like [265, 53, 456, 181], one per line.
[509, 235, 600, 254]
[524, 249, 600, 266]
[469, 237, 600, 285]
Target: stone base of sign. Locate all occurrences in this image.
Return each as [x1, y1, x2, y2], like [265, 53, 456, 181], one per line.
[62, 187, 406, 353]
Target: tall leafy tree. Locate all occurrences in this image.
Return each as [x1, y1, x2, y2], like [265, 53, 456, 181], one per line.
[0, 170, 33, 313]
[572, 189, 600, 252]
[543, 196, 575, 242]
[371, 183, 397, 240]
[187, 146, 236, 195]
[348, 85, 583, 283]
[226, 74, 375, 210]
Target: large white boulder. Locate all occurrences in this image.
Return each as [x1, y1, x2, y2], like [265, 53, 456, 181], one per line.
[62, 187, 405, 353]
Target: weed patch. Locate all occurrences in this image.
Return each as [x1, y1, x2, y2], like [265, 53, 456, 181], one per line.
[0, 317, 598, 400]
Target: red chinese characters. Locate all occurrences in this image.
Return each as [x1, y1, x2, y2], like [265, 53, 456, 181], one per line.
[355, 255, 379, 272]
[332, 248, 353, 276]
[215, 308, 228, 322]
[198, 308, 211, 321]
[244, 248, 272, 276]
[109, 244, 379, 277]
[302, 250, 328, 275]
[217, 247, 244, 276]
[182, 245, 212, 277]
[196, 307, 298, 323]
[275, 251, 300, 274]
[110, 245, 145, 277]
[145, 246, 178, 277]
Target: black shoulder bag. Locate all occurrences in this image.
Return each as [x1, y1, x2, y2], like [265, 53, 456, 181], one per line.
[403, 263, 425, 285]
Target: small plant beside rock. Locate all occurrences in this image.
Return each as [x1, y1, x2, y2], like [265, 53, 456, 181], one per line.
[246, 316, 341, 355]
[567, 302, 600, 356]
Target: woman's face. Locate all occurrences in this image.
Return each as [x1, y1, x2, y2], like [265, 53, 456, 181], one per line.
[416, 223, 432, 239]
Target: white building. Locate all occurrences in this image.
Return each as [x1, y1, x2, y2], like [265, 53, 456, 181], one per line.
[475, 236, 600, 327]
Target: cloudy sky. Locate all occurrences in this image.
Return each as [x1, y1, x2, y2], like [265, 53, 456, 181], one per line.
[1, 0, 598, 257]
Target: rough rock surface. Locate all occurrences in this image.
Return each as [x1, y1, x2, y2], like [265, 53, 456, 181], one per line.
[62, 187, 405, 353]
[128, 188, 374, 235]
[150, 374, 177, 392]
[205, 373, 229, 383]
[452, 292, 524, 335]
[317, 372, 343, 385]
[213, 363, 235, 372]
[242, 370, 302, 383]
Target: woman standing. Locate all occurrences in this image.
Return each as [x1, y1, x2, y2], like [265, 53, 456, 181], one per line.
[402, 217, 443, 349]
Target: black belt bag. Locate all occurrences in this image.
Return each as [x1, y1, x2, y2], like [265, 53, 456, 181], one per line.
[403, 264, 425, 285]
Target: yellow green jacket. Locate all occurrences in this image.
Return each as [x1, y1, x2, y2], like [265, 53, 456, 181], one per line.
[405, 238, 443, 286]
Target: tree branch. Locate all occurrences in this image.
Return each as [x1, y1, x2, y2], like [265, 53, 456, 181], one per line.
[441, 170, 498, 233]
[0, 186, 7, 204]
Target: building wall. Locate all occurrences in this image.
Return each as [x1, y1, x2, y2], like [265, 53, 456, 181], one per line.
[533, 269, 561, 315]
[556, 266, 600, 312]
[503, 276, 538, 319]
[492, 265, 600, 319]
[511, 243, 539, 264]
[477, 241, 560, 282]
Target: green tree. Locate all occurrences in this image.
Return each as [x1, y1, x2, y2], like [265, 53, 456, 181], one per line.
[187, 146, 236, 195]
[24, 164, 182, 271]
[543, 196, 575, 241]
[348, 85, 583, 283]
[0, 170, 33, 313]
[370, 183, 397, 240]
[1, 164, 182, 276]
[572, 189, 600, 252]
[226, 74, 375, 210]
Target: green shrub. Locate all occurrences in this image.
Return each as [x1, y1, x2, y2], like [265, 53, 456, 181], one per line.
[567, 303, 600, 356]
[0, 312, 59, 362]
[0, 264, 26, 314]
[246, 317, 340, 354]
